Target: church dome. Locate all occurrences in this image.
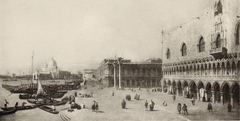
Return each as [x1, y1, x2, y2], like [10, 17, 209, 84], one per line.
[48, 57, 57, 67]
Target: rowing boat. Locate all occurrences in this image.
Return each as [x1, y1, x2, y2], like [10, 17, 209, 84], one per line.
[0, 107, 17, 116]
[38, 105, 59, 114]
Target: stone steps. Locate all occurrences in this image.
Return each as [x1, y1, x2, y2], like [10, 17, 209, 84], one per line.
[59, 111, 71, 121]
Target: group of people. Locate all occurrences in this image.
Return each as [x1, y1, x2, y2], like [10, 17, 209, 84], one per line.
[177, 103, 188, 115]
[144, 100, 155, 111]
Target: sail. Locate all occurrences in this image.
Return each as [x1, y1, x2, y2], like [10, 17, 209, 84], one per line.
[36, 79, 45, 95]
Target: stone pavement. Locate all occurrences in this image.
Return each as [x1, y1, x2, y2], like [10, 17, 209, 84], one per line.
[61, 87, 239, 121]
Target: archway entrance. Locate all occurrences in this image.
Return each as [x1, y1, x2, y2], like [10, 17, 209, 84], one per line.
[152, 80, 156, 87]
[189, 81, 197, 99]
[197, 81, 204, 100]
[177, 81, 182, 96]
[167, 80, 171, 94]
[205, 82, 212, 102]
[110, 79, 114, 87]
[172, 81, 176, 95]
[132, 80, 135, 87]
[232, 83, 239, 108]
[163, 80, 167, 93]
[222, 82, 230, 105]
[183, 81, 189, 98]
[137, 81, 140, 87]
[127, 80, 130, 87]
[213, 82, 220, 103]
[147, 80, 150, 87]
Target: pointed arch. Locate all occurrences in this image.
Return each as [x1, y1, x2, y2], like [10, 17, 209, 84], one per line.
[213, 81, 221, 103]
[199, 36, 205, 52]
[231, 82, 239, 107]
[221, 81, 230, 104]
[216, 34, 221, 48]
[182, 43, 187, 56]
[197, 81, 204, 89]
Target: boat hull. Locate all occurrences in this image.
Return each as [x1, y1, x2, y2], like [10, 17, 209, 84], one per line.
[38, 105, 59, 114]
[0, 107, 17, 116]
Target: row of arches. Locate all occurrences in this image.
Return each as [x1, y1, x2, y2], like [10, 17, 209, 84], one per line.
[110, 67, 161, 77]
[163, 56, 240, 77]
[109, 79, 161, 88]
[161, 79, 239, 108]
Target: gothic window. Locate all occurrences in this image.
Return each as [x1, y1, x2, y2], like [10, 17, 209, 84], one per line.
[199, 37, 205, 52]
[182, 43, 187, 56]
[216, 34, 221, 48]
[236, 23, 240, 45]
[166, 49, 170, 59]
[214, 0, 222, 16]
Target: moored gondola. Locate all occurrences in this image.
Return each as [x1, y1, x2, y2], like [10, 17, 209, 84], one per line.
[1, 105, 39, 111]
[0, 107, 17, 116]
[27, 98, 68, 106]
[38, 105, 59, 114]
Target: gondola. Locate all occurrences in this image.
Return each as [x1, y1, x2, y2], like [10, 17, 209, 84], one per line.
[19, 92, 66, 99]
[38, 105, 59, 114]
[27, 98, 68, 106]
[0, 107, 17, 116]
[1, 105, 38, 111]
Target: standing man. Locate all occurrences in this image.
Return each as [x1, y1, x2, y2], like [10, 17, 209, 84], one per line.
[4, 99, 9, 108]
[144, 100, 148, 110]
[182, 104, 188, 115]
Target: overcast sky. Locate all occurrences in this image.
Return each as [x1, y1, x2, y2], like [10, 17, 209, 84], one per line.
[0, 0, 212, 74]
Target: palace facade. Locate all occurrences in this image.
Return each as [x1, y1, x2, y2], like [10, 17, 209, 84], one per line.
[95, 58, 162, 88]
[162, 0, 240, 108]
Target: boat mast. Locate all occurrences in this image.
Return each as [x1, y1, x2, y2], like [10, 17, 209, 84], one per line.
[32, 51, 34, 83]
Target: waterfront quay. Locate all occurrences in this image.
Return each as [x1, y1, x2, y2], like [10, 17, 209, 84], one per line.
[1, 79, 240, 121]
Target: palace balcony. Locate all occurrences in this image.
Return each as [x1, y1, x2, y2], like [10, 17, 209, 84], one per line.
[210, 47, 228, 59]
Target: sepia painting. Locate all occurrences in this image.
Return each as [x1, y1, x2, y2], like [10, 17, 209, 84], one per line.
[0, 0, 239, 121]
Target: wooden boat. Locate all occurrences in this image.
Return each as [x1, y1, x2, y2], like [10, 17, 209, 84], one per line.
[0, 107, 17, 116]
[27, 98, 68, 106]
[19, 92, 66, 99]
[38, 105, 59, 114]
[1, 105, 38, 111]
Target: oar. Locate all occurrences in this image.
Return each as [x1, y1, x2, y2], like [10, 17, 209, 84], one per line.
[7, 92, 12, 97]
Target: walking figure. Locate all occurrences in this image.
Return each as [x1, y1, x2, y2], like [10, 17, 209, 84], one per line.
[173, 94, 176, 100]
[95, 102, 99, 113]
[177, 103, 181, 114]
[149, 100, 155, 111]
[92, 100, 96, 112]
[227, 103, 232, 112]
[144, 100, 148, 110]
[121, 99, 126, 109]
[182, 104, 188, 115]
[207, 103, 212, 112]
[191, 97, 195, 105]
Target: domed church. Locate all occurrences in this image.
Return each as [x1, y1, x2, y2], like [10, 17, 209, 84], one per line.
[33, 57, 71, 80]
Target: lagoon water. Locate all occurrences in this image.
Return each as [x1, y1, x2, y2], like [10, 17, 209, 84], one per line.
[0, 79, 69, 121]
